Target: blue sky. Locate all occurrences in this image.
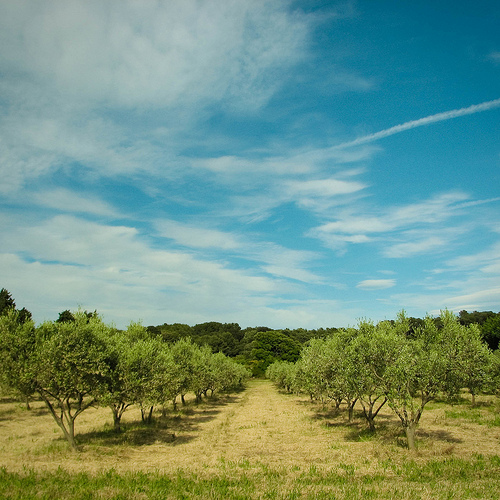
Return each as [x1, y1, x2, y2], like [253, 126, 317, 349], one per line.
[1, 0, 499, 329]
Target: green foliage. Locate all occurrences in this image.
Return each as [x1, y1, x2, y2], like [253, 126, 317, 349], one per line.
[291, 310, 496, 450]
[349, 320, 388, 430]
[251, 330, 301, 376]
[33, 311, 113, 449]
[0, 309, 36, 401]
[0, 287, 32, 323]
[56, 309, 75, 323]
[0, 287, 16, 315]
[266, 361, 297, 392]
[481, 315, 500, 351]
[148, 321, 244, 357]
[459, 310, 500, 350]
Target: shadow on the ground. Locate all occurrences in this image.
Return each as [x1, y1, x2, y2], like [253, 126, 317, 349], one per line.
[418, 428, 462, 443]
[76, 393, 241, 449]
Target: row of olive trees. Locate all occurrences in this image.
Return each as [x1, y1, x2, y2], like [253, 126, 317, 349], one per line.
[267, 310, 499, 450]
[0, 310, 250, 451]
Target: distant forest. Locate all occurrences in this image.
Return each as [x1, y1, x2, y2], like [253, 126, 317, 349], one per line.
[145, 310, 500, 376]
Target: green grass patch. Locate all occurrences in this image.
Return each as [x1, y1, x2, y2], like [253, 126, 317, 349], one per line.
[444, 407, 500, 426]
[1, 455, 500, 500]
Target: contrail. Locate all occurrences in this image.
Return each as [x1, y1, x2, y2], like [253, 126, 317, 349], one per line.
[334, 98, 500, 149]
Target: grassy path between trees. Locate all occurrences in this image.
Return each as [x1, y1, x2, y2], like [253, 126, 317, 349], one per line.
[182, 377, 337, 470]
[1, 379, 500, 498]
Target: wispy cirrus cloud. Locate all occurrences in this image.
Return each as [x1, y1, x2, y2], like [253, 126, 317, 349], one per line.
[332, 98, 500, 149]
[445, 241, 500, 272]
[488, 51, 500, 63]
[357, 279, 396, 290]
[155, 220, 243, 251]
[0, 0, 316, 193]
[307, 191, 500, 258]
[284, 178, 366, 198]
[0, 0, 311, 111]
[310, 191, 470, 247]
[383, 236, 448, 258]
[30, 188, 118, 217]
[155, 218, 323, 284]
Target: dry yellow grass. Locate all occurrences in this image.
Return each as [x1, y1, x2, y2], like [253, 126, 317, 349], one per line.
[1, 379, 499, 479]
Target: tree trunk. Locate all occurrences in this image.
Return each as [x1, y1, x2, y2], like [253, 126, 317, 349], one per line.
[471, 392, 476, 407]
[181, 394, 186, 406]
[67, 418, 77, 451]
[141, 405, 154, 424]
[405, 422, 418, 451]
[347, 398, 357, 422]
[367, 417, 375, 432]
[360, 397, 387, 432]
[111, 408, 122, 432]
[362, 407, 376, 432]
[38, 393, 78, 451]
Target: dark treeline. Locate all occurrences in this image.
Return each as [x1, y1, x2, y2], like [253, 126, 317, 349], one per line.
[146, 321, 339, 375]
[145, 310, 500, 376]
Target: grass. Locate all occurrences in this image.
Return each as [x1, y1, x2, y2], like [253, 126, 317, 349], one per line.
[1, 456, 499, 499]
[444, 402, 500, 427]
[0, 381, 500, 499]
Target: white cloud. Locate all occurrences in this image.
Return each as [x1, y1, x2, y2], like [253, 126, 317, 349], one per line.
[383, 238, 446, 258]
[310, 192, 471, 254]
[156, 220, 242, 250]
[384, 239, 500, 317]
[0, 214, 292, 326]
[488, 51, 500, 63]
[317, 216, 392, 235]
[0, 0, 310, 110]
[261, 265, 323, 284]
[446, 241, 500, 271]
[155, 219, 324, 284]
[0, 104, 174, 192]
[31, 188, 118, 217]
[284, 178, 366, 197]
[357, 279, 396, 290]
[0, 0, 316, 193]
[251, 244, 323, 284]
[0, 213, 332, 326]
[445, 287, 500, 312]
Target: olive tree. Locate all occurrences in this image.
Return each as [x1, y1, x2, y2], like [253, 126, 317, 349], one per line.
[439, 312, 493, 406]
[373, 311, 470, 450]
[371, 316, 428, 450]
[98, 326, 136, 432]
[349, 320, 387, 431]
[266, 361, 297, 393]
[329, 329, 360, 421]
[0, 309, 36, 407]
[190, 344, 216, 403]
[170, 337, 200, 407]
[34, 312, 112, 451]
[119, 335, 162, 424]
[297, 338, 337, 404]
